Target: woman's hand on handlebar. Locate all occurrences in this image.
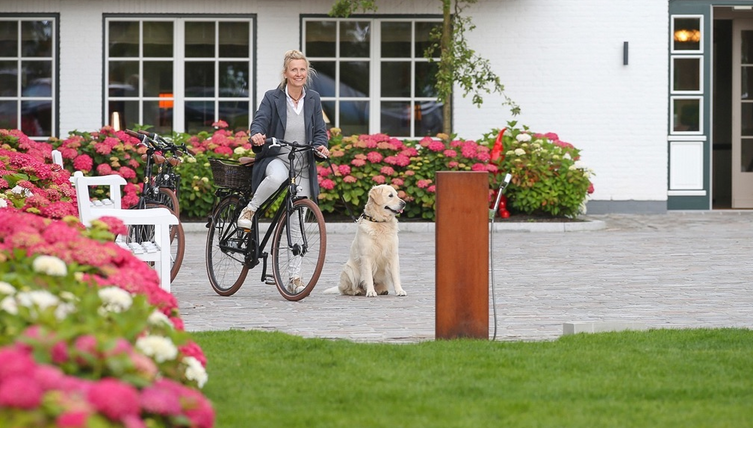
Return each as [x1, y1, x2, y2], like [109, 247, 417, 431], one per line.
[251, 133, 266, 147]
[315, 145, 329, 159]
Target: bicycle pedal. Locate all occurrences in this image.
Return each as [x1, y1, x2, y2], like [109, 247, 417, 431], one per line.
[264, 276, 276, 285]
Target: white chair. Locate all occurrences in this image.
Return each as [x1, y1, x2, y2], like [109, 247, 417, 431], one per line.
[71, 170, 126, 225]
[51, 149, 64, 167]
[70, 171, 178, 292]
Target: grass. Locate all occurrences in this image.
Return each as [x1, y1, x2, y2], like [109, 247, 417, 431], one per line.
[191, 328, 753, 427]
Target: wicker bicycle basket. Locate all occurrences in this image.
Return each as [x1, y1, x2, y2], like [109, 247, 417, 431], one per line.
[209, 159, 254, 190]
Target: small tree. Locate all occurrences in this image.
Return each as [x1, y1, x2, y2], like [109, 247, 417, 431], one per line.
[329, 0, 519, 135]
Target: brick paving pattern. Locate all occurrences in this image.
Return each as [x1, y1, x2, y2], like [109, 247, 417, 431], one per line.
[174, 213, 753, 343]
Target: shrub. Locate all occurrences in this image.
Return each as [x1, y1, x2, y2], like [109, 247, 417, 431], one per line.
[480, 122, 595, 218]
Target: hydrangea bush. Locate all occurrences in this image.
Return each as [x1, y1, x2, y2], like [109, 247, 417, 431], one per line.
[479, 122, 595, 218]
[0, 209, 213, 427]
[1, 130, 78, 219]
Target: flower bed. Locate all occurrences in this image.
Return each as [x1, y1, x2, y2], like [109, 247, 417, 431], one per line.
[0, 134, 214, 427]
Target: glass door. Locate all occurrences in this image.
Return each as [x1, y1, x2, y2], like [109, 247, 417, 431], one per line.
[732, 18, 753, 208]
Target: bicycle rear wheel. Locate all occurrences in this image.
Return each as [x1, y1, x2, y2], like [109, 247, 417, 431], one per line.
[271, 198, 327, 301]
[206, 195, 249, 296]
[155, 187, 180, 217]
[145, 201, 184, 281]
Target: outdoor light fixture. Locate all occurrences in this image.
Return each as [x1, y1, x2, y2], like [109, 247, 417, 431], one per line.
[674, 29, 701, 43]
[111, 112, 121, 131]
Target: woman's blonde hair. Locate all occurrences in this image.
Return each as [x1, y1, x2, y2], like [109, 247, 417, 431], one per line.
[278, 50, 316, 89]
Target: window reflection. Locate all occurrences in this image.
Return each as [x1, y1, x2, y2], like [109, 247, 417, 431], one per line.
[673, 98, 700, 132]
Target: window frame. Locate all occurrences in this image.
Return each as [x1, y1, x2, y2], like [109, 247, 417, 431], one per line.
[103, 14, 256, 134]
[302, 14, 443, 138]
[0, 14, 59, 140]
[669, 14, 704, 136]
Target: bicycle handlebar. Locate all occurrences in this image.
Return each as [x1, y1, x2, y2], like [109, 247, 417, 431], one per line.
[125, 129, 197, 156]
[264, 137, 328, 159]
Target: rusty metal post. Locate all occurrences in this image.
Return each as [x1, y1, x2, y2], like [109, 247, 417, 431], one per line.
[435, 171, 489, 340]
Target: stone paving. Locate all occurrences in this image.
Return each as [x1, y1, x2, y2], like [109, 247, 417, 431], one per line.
[174, 212, 753, 343]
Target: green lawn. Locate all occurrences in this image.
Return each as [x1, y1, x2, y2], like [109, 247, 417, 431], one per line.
[191, 328, 753, 427]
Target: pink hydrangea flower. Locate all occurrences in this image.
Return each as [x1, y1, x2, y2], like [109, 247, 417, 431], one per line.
[380, 166, 395, 176]
[56, 411, 90, 428]
[416, 179, 432, 189]
[343, 175, 357, 183]
[428, 141, 445, 152]
[0, 375, 43, 409]
[371, 175, 385, 184]
[73, 154, 93, 172]
[338, 165, 351, 176]
[87, 378, 141, 421]
[320, 178, 336, 190]
[351, 159, 366, 167]
[95, 163, 114, 175]
[366, 151, 383, 163]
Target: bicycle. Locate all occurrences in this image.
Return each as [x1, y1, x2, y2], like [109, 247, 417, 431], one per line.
[205, 138, 327, 301]
[125, 129, 187, 281]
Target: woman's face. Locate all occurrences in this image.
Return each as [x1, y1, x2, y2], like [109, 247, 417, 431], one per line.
[285, 59, 308, 89]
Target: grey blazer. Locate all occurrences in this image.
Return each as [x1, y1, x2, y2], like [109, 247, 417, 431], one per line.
[249, 87, 328, 200]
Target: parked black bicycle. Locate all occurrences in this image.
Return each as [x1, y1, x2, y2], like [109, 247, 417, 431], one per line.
[125, 129, 187, 281]
[205, 138, 327, 301]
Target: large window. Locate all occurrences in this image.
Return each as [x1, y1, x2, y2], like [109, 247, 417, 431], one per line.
[0, 16, 56, 139]
[304, 17, 442, 138]
[106, 16, 254, 134]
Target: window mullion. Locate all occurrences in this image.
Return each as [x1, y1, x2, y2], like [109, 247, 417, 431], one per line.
[371, 18, 381, 134]
[173, 19, 185, 133]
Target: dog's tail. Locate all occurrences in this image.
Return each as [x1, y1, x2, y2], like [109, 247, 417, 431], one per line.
[322, 286, 340, 295]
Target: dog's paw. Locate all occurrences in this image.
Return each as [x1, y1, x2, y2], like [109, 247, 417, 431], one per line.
[365, 290, 378, 297]
[396, 289, 407, 296]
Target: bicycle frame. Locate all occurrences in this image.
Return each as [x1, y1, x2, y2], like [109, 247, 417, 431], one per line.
[213, 143, 315, 280]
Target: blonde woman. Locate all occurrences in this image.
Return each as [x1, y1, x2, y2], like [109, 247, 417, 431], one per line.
[238, 50, 330, 292]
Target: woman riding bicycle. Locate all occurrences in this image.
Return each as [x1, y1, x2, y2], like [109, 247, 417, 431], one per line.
[237, 49, 330, 292]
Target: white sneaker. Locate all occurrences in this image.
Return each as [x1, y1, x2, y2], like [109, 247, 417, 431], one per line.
[237, 207, 255, 230]
[288, 277, 305, 294]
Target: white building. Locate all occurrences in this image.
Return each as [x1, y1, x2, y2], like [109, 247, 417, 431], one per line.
[1, 0, 749, 213]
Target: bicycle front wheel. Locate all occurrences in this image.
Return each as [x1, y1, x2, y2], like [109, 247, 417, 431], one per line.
[206, 195, 249, 296]
[272, 198, 327, 301]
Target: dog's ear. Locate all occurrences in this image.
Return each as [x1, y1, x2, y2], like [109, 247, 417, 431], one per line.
[368, 186, 381, 203]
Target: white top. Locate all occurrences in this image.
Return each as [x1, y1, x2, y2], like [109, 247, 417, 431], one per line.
[285, 86, 305, 115]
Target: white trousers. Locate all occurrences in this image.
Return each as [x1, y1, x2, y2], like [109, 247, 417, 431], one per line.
[248, 157, 311, 211]
[248, 157, 312, 280]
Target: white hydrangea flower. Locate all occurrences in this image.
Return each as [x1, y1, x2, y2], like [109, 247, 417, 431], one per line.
[1, 297, 18, 315]
[17, 290, 59, 310]
[0, 198, 7, 208]
[563, 153, 572, 160]
[98, 286, 133, 313]
[514, 148, 526, 156]
[516, 133, 531, 142]
[233, 146, 246, 155]
[55, 302, 76, 320]
[148, 309, 174, 328]
[32, 255, 68, 277]
[0, 281, 16, 296]
[184, 356, 208, 388]
[136, 335, 178, 363]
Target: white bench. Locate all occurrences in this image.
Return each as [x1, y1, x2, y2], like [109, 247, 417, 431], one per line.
[68, 167, 178, 292]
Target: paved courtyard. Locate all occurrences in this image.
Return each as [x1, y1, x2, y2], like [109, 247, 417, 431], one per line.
[174, 212, 753, 343]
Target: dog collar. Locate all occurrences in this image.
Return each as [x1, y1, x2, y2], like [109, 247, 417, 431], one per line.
[360, 213, 387, 223]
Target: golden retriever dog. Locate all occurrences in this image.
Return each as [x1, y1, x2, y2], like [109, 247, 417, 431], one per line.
[324, 185, 407, 297]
